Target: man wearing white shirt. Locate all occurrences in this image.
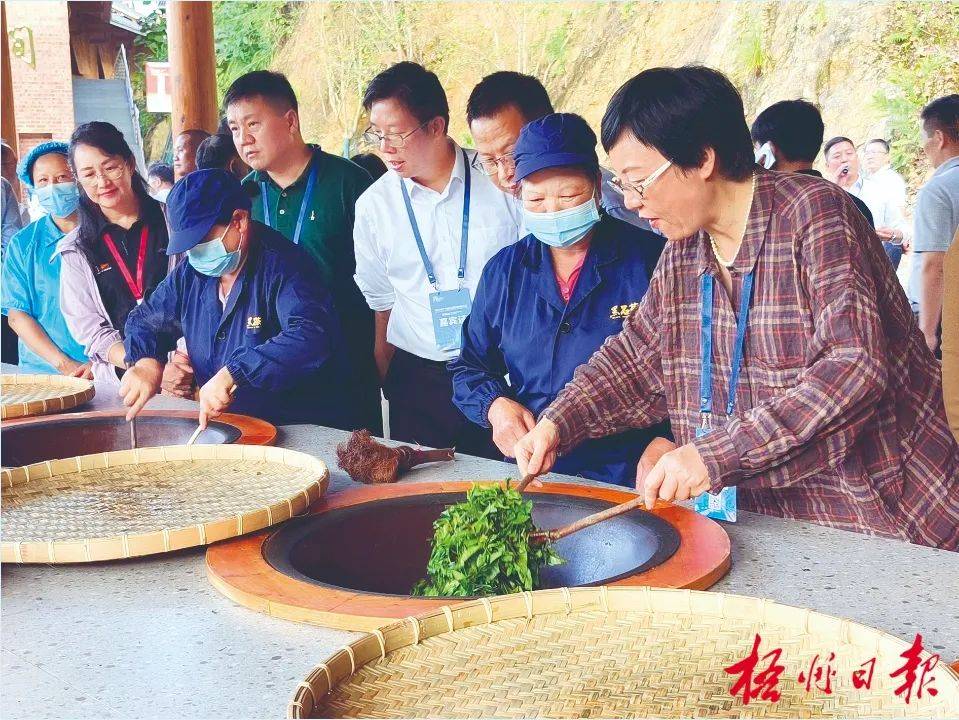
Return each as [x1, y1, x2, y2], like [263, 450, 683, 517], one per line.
[824, 135, 909, 268]
[353, 62, 521, 456]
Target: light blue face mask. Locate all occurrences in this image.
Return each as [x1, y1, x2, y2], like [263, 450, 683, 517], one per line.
[187, 228, 243, 277]
[34, 182, 80, 218]
[523, 196, 601, 248]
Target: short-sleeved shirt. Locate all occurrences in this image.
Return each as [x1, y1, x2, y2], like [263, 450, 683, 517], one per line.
[1, 215, 87, 372]
[87, 199, 169, 332]
[908, 156, 959, 306]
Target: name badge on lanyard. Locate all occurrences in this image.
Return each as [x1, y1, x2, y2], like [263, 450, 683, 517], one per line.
[102, 226, 149, 305]
[260, 159, 319, 246]
[693, 270, 755, 522]
[401, 149, 472, 352]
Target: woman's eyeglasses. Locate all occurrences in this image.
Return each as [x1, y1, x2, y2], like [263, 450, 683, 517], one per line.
[607, 160, 672, 200]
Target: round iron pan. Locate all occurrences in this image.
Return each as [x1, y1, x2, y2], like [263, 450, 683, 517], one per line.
[1, 409, 277, 467]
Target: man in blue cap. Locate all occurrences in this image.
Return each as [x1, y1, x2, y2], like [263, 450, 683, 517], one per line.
[119, 168, 355, 429]
[450, 113, 671, 485]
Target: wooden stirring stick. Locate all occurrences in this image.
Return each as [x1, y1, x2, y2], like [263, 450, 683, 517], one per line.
[529, 493, 649, 544]
[187, 384, 238, 446]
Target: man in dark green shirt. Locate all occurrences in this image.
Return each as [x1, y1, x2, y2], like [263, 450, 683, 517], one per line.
[224, 70, 381, 433]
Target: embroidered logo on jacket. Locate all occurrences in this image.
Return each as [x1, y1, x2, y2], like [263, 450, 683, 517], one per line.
[610, 302, 639, 320]
[246, 316, 262, 330]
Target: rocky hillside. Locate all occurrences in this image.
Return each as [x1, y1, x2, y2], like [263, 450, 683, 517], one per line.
[274, 1, 957, 191]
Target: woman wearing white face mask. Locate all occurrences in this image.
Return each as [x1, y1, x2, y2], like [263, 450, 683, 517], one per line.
[119, 169, 358, 431]
[450, 113, 672, 486]
[1, 142, 90, 377]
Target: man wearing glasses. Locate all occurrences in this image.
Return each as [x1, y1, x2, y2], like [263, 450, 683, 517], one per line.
[224, 70, 381, 434]
[466, 70, 655, 233]
[353, 62, 521, 457]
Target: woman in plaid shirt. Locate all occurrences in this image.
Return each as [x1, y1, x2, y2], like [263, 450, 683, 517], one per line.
[516, 66, 959, 549]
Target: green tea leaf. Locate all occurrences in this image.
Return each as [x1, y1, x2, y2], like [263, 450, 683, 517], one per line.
[411, 482, 565, 597]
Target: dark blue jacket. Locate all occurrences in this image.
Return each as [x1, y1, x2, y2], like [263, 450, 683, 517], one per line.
[124, 222, 355, 428]
[450, 214, 670, 486]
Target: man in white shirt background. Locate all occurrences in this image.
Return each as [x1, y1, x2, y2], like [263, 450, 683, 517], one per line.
[353, 61, 521, 457]
[824, 135, 910, 268]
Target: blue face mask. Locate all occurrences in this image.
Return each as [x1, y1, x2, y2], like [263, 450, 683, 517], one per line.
[187, 228, 243, 277]
[34, 182, 80, 218]
[523, 196, 601, 248]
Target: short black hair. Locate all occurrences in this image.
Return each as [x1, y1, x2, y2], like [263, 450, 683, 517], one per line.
[196, 134, 239, 172]
[223, 70, 298, 114]
[601, 66, 754, 182]
[146, 161, 174, 184]
[921, 94, 959, 143]
[865, 138, 890, 152]
[823, 136, 855, 159]
[466, 71, 554, 124]
[362, 61, 449, 134]
[177, 128, 211, 146]
[750, 100, 824, 163]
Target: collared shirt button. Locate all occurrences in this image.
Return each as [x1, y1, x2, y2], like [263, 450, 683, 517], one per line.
[560, 321, 572, 334]
[216, 331, 226, 341]
[281, 191, 287, 197]
[278, 208, 286, 215]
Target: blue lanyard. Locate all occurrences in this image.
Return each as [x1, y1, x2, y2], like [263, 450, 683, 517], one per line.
[400, 149, 471, 290]
[699, 270, 755, 430]
[259, 159, 319, 246]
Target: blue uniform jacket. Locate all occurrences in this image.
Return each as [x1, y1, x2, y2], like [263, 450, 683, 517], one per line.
[450, 214, 670, 486]
[124, 222, 355, 428]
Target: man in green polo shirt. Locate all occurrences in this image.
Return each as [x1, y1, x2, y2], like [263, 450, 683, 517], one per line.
[224, 70, 381, 433]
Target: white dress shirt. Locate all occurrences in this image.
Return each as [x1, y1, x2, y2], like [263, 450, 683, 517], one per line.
[354, 143, 521, 361]
[850, 169, 911, 239]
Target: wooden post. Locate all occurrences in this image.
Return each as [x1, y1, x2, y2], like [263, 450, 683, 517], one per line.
[167, 1, 218, 136]
[1, 2, 21, 200]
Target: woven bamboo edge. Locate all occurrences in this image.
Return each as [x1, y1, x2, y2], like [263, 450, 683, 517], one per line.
[287, 585, 959, 719]
[0, 444, 329, 563]
[0, 373, 95, 420]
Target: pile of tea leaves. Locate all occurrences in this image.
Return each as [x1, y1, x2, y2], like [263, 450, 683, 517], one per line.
[412, 481, 564, 597]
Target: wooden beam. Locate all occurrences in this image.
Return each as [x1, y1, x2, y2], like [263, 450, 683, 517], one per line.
[1, 2, 18, 149]
[167, 1, 218, 135]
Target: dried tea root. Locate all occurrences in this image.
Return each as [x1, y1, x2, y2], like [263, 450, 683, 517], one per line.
[412, 481, 564, 597]
[336, 430, 454, 484]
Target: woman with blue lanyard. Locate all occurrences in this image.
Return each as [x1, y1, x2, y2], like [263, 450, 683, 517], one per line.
[450, 113, 672, 486]
[57, 122, 171, 387]
[1, 141, 89, 377]
[514, 67, 958, 548]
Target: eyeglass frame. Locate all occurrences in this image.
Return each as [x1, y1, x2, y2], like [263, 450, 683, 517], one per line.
[470, 150, 516, 177]
[362, 120, 430, 149]
[606, 159, 673, 200]
[75, 163, 128, 187]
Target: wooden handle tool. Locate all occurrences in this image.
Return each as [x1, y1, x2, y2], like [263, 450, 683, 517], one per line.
[530, 493, 649, 544]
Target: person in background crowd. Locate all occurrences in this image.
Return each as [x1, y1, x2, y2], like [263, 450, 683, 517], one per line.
[146, 162, 174, 202]
[1, 140, 25, 364]
[57, 122, 172, 387]
[225, 70, 381, 433]
[121, 169, 355, 429]
[350, 152, 388, 182]
[172, 128, 211, 181]
[2, 141, 89, 377]
[911, 94, 959, 355]
[942, 228, 959, 442]
[824, 135, 908, 267]
[863, 139, 908, 209]
[514, 66, 959, 549]
[862, 138, 911, 267]
[450, 113, 670, 485]
[354, 61, 521, 457]
[750, 100, 874, 227]
[466, 70, 655, 232]
[195, 133, 250, 180]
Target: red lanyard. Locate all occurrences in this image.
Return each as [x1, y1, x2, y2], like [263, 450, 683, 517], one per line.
[102, 226, 149, 301]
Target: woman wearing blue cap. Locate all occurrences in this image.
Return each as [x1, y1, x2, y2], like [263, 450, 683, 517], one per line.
[450, 113, 671, 486]
[1, 141, 90, 376]
[119, 168, 356, 430]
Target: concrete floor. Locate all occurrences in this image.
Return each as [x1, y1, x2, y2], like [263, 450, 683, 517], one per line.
[1, 379, 958, 718]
